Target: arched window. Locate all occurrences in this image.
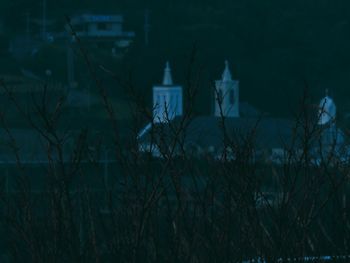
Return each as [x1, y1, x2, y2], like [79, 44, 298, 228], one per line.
[229, 89, 234, 105]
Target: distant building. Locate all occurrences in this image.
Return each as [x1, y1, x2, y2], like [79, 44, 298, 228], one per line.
[153, 62, 183, 123]
[137, 62, 182, 141]
[138, 61, 349, 164]
[138, 60, 296, 161]
[67, 14, 135, 49]
[318, 93, 336, 126]
[314, 93, 346, 163]
[214, 61, 239, 118]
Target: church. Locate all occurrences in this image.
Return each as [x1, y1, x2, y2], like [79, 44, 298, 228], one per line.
[313, 93, 346, 164]
[137, 61, 347, 164]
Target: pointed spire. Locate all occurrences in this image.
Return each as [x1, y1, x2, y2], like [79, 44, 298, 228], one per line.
[222, 60, 232, 82]
[162, 61, 173, 86]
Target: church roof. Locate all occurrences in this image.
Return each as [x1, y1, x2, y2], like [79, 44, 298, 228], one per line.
[139, 116, 295, 151]
[187, 117, 294, 149]
[239, 102, 262, 118]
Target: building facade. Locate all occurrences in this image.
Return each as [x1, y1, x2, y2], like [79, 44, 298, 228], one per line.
[153, 62, 183, 123]
[214, 61, 239, 118]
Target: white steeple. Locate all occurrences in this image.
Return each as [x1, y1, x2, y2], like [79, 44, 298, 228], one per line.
[153, 61, 183, 123]
[162, 61, 173, 86]
[214, 60, 239, 118]
[222, 60, 232, 82]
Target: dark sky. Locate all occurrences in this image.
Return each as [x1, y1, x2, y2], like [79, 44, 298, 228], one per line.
[2, 0, 350, 118]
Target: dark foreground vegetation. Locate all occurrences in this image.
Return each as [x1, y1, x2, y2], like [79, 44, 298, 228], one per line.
[0, 74, 349, 263]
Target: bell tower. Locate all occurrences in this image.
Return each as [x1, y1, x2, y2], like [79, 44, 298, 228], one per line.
[153, 62, 183, 123]
[317, 91, 342, 157]
[214, 60, 239, 118]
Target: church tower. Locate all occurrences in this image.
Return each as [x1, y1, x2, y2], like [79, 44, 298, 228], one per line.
[317, 91, 343, 156]
[318, 91, 336, 126]
[153, 62, 183, 123]
[214, 60, 239, 117]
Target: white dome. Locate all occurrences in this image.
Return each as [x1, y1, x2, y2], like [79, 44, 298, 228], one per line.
[318, 96, 336, 125]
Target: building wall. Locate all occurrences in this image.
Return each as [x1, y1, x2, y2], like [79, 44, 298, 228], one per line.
[153, 86, 182, 123]
[214, 80, 239, 118]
